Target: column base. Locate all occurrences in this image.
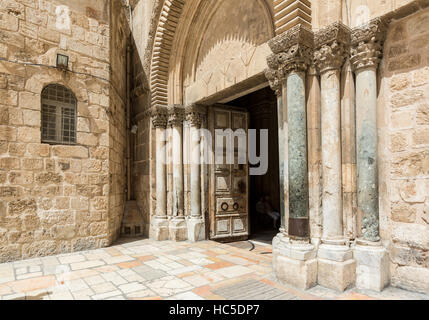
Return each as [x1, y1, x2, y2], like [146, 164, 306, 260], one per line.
[272, 234, 317, 290]
[149, 218, 169, 241]
[317, 244, 356, 291]
[187, 218, 206, 242]
[169, 219, 188, 241]
[354, 241, 390, 292]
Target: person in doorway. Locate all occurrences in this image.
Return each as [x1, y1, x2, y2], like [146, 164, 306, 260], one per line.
[255, 196, 280, 229]
[263, 196, 280, 229]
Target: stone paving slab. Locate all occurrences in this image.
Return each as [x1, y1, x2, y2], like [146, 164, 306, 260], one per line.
[0, 238, 428, 300]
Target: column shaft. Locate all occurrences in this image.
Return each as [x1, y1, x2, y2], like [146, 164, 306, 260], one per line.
[155, 126, 167, 218]
[287, 71, 309, 239]
[355, 67, 379, 242]
[172, 124, 184, 218]
[321, 69, 344, 242]
[190, 124, 201, 218]
[277, 87, 287, 233]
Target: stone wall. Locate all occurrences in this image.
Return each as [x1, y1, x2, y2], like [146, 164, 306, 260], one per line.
[381, 7, 429, 293]
[107, 0, 128, 244]
[0, 0, 128, 262]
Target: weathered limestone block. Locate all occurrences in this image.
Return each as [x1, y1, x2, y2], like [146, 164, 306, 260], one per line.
[318, 258, 356, 292]
[354, 245, 390, 292]
[272, 235, 317, 290]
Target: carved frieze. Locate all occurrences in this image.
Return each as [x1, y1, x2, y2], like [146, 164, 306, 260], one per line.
[350, 18, 388, 71]
[314, 22, 351, 73]
[150, 106, 169, 128]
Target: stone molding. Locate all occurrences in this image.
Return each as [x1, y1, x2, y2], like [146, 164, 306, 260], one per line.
[350, 18, 388, 72]
[265, 24, 314, 95]
[168, 105, 185, 127]
[314, 22, 351, 73]
[150, 106, 169, 128]
[185, 104, 207, 128]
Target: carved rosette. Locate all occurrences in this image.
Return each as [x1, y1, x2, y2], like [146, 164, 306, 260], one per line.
[314, 22, 351, 73]
[168, 105, 185, 128]
[265, 24, 314, 95]
[350, 18, 388, 71]
[186, 104, 207, 128]
[150, 106, 169, 128]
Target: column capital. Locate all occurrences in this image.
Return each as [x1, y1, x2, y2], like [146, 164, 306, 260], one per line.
[350, 18, 388, 72]
[150, 106, 169, 128]
[314, 22, 351, 73]
[185, 104, 207, 128]
[168, 105, 185, 127]
[266, 24, 314, 95]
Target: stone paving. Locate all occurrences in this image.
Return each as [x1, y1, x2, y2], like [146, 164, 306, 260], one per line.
[0, 238, 428, 300]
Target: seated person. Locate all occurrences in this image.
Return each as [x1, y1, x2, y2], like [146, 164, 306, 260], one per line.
[255, 196, 280, 229]
[263, 196, 280, 229]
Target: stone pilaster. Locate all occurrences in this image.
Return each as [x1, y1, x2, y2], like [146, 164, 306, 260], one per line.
[266, 25, 317, 290]
[351, 18, 390, 292]
[150, 106, 169, 241]
[168, 105, 187, 241]
[186, 104, 207, 242]
[314, 22, 356, 292]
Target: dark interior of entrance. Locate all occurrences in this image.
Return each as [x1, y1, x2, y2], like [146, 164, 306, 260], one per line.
[228, 87, 280, 243]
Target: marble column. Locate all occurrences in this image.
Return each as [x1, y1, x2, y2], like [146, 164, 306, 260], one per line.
[314, 22, 356, 292]
[186, 105, 207, 242]
[266, 25, 317, 290]
[168, 106, 187, 241]
[287, 71, 310, 240]
[150, 107, 169, 241]
[351, 18, 390, 292]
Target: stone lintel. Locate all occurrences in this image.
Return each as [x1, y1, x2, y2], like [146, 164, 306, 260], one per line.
[350, 18, 388, 71]
[314, 22, 351, 73]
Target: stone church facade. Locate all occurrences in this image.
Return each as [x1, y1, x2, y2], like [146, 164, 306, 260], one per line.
[0, 0, 428, 294]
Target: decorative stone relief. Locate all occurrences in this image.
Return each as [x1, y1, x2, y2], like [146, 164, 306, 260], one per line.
[350, 18, 388, 71]
[314, 22, 351, 73]
[168, 105, 185, 127]
[185, 104, 207, 128]
[150, 106, 168, 128]
[265, 24, 314, 95]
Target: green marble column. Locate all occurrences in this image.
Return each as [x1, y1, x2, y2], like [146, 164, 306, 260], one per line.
[277, 89, 286, 233]
[287, 72, 309, 239]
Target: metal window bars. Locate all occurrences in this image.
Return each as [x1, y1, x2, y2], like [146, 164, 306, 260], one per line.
[41, 84, 77, 144]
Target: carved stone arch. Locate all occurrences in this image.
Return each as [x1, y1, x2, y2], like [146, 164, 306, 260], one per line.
[150, 0, 276, 108]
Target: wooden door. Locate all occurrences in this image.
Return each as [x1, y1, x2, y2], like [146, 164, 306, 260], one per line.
[209, 106, 249, 242]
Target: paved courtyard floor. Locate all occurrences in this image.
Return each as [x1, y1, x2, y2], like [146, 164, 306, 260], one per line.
[0, 238, 428, 300]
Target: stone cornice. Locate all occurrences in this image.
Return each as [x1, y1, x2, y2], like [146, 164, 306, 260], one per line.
[350, 18, 388, 71]
[314, 22, 351, 73]
[150, 106, 169, 128]
[185, 104, 207, 128]
[168, 105, 185, 127]
[265, 24, 314, 95]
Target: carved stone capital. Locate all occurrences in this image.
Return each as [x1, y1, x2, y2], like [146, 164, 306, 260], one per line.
[186, 104, 207, 128]
[150, 106, 168, 128]
[266, 24, 314, 95]
[264, 67, 282, 96]
[168, 105, 185, 127]
[314, 22, 351, 73]
[350, 18, 388, 71]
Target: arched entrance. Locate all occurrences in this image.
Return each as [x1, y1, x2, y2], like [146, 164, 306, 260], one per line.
[148, 0, 280, 243]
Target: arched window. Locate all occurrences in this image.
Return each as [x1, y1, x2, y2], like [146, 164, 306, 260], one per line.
[41, 84, 77, 144]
